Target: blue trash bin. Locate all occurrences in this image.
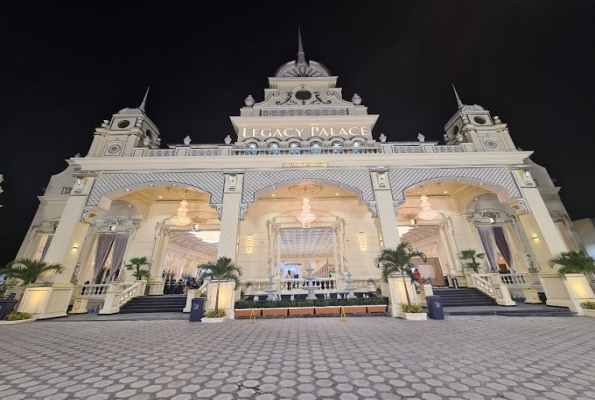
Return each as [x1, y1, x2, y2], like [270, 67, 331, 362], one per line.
[426, 295, 444, 320]
[189, 298, 205, 322]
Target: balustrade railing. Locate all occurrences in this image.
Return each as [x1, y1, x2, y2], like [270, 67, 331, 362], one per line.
[119, 282, 140, 307]
[242, 276, 381, 294]
[231, 146, 382, 156]
[435, 145, 462, 153]
[500, 273, 530, 286]
[471, 274, 497, 299]
[80, 284, 110, 297]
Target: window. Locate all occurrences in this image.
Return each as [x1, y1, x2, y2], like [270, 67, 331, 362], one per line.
[267, 142, 280, 155]
[310, 142, 322, 154]
[246, 142, 258, 155]
[332, 141, 344, 154]
[289, 142, 301, 155]
[352, 141, 364, 154]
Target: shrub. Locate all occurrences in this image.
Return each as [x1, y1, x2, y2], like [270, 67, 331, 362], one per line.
[400, 304, 422, 313]
[4, 311, 31, 321]
[205, 309, 226, 318]
[583, 300, 595, 310]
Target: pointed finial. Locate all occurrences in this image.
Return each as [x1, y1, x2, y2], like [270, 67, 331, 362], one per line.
[452, 84, 464, 109]
[139, 87, 150, 112]
[297, 26, 306, 64]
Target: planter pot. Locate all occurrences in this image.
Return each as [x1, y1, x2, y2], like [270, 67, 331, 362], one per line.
[235, 309, 261, 318]
[0, 318, 36, 325]
[343, 306, 367, 314]
[367, 305, 387, 313]
[289, 307, 314, 316]
[315, 306, 341, 315]
[201, 316, 228, 323]
[582, 309, 595, 318]
[262, 308, 288, 317]
[399, 312, 428, 321]
[0, 299, 18, 321]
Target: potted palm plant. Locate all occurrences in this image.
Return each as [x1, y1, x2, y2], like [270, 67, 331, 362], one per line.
[376, 243, 427, 320]
[460, 249, 485, 273]
[126, 257, 151, 280]
[200, 257, 242, 322]
[550, 250, 595, 317]
[0, 258, 64, 321]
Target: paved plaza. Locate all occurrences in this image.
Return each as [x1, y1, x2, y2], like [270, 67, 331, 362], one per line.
[1, 316, 595, 400]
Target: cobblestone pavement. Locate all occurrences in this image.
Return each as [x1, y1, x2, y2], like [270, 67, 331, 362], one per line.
[1, 316, 595, 400]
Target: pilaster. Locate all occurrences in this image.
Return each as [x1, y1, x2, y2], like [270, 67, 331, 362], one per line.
[217, 172, 244, 261]
[371, 168, 401, 249]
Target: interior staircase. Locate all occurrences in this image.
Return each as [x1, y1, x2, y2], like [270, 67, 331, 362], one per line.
[431, 287, 497, 307]
[119, 295, 186, 314]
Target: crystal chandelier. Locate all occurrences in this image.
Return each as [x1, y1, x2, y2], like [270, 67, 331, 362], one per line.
[169, 200, 194, 227]
[417, 195, 440, 220]
[296, 198, 317, 228]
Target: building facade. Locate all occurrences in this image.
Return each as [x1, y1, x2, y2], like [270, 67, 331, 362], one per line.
[13, 36, 595, 318]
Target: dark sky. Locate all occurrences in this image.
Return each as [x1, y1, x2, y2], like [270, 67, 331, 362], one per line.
[1, 1, 594, 265]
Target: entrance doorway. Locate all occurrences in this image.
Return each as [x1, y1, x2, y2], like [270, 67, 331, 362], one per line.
[280, 227, 335, 278]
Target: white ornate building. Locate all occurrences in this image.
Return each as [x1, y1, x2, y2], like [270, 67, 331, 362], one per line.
[13, 35, 595, 318]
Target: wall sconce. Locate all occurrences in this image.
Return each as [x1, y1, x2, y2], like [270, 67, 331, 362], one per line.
[246, 234, 254, 254]
[489, 217, 495, 224]
[532, 234, 539, 242]
[358, 232, 366, 251]
[110, 225, 117, 232]
[72, 245, 79, 252]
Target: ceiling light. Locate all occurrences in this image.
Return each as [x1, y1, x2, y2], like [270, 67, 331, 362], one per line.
[168, 200, 194, 227]
[272, 194, 275, 197]
[336, 193, 340, 196]
[296, 198, 317, 228]
[158, 196, 163, 199]
[417, 195, 440, 220]
[443, 191, 448, 194]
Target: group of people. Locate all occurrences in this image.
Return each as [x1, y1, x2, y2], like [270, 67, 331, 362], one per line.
[163, 277, 202, 295]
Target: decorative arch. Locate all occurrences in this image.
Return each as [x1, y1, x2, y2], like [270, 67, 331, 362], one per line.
[86, 172, 225, 210]
[389, 167, 522, 205]
[241, 169, 375, 205]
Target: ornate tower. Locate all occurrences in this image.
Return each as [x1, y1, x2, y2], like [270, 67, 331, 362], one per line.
[443, 86, 516, 152]
[87, 88, 161, 158]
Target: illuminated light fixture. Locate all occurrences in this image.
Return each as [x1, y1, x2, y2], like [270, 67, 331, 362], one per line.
[417, 195, 440, 220]
[272, 194, 275, 197]
[532, 234, 539, 242]
[296, 198, 317, 228]
[336, 193, 340, 196]
[72, 245, 79, 252]
[358, 232, 366, 251]
[246, 234, 254, 254]
[158, 196, 163, 199]
[169, 200, 194, 227]
[191, 231, 220, 243]
[443, 191, 448, 194]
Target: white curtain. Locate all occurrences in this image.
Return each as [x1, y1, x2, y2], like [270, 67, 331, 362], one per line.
[477, 226, 498, 271]
[108, 234, 129, 279]
[40, 235, 53, 262]
[94, 234, 115, 282]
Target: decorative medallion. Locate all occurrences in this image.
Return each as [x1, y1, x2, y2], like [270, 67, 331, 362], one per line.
[406, 183, 440, 195]
[167, 187, 204, 198]
[288, 184, 323, 196]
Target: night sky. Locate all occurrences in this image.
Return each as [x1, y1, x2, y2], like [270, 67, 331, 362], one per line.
[2, 1, 594, 265]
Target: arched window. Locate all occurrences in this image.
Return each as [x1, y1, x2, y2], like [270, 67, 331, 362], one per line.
[352, 140, 364, 154]
[310, 141, 322, 154]
[331, 141, 344, 154]
[267, 142, 280, 155]
[246, 142, 258, 155]
[289, 142, 301, 155]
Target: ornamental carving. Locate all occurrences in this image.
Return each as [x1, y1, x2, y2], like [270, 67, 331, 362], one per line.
[288, 184, 323, 196]
[167, 187, 204, 199]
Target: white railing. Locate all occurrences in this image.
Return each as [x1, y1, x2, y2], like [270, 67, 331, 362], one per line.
[435, 145, 461, 153]
[500, 273, 530, 286]
[119, 282, 140, 307]
[393, 145, 420, 154]
[241, 276, 381, 294]
[471, 274, 497, 299]
[148, 149, 177, 157]
[231, 146, 382, 156]
[80, 283, 110, 298]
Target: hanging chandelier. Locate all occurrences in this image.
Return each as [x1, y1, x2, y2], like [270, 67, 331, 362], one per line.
[417, 195, 440, 220]
[169, 200, 194, 227]
[296, 198, 317, 228]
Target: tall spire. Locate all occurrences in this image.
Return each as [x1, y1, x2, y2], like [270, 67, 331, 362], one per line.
[139, 87, 150, 112]
[452, 84, 464, 109]
[297, 26, 306, 65]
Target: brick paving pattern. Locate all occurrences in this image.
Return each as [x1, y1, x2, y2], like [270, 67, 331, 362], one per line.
[1, 316, 594, 399]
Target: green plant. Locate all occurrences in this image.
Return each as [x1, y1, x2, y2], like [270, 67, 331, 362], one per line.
[200, 257, 242, 312]
[126, 257, 151, 280]
[400, 304, 422, 313]
[376, 287, 382, 295]
[460, 250, 485, 273]
[205, 309, 226, 318]
[550, 251, 595, 278]
[583, 300, 595, 310]
[4, 311, 31, 321]
[375, 243, 427, 306]
[3, 258, 64, 289]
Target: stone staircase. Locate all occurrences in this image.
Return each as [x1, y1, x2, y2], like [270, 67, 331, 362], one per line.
[119, 295, 187, 314]
[431, 287, 497, 307]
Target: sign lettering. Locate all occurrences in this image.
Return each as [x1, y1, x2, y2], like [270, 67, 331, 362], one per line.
[241, 126, 368, 139]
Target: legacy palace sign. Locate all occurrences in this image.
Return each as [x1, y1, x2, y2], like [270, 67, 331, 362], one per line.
[240, 126, 370, 140]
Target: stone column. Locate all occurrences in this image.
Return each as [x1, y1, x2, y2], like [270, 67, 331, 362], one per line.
[18, 191, 91, 319]
[276, 227, 281, 275]
[520, 187, 595, 313]
[331, 225, 339, 275]
[371, 169, 401, 249]
[438, 221, 457, 280]
[217, 172, 243, 261]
